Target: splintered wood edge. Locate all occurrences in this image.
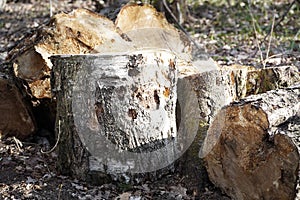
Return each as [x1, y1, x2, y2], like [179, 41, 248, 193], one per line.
[115, 4, 177, 33]
[204, 102, 299, 199]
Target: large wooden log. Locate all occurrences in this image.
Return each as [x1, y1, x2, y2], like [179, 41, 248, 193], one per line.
[8, 8, 133, 99]
[202, 86, 300, 200]
[0, 64, 36, 139]
[175, 64, 300, 193]
[50, 52, 220, 185]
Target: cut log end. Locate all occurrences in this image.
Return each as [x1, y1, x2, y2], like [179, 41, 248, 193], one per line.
[204, 103, 299, 200]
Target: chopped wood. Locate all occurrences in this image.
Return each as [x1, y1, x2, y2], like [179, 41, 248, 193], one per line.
[6, 4, 300, 197]
[202, 86, 300, 200]
[7, 4, 218, 100]
[8, 8, 134, 99]
[0, 64, 36, 139]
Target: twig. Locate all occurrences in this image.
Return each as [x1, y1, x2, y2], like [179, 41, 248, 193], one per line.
[252, 0, 297, 57]
[41, 119, 61, 154]
[162, 0, 202, 51]
[263, 13, 275, 68]
[50, 0, 53, 17]
[248, 0, 264, 66]
[290, 28, 300, 52]
[13, 136, 23, 151]
[57, 184, 63, 200]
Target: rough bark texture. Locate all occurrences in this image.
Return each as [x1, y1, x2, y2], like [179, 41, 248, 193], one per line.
[0, 63, 36, 139]
[50, 56, 91, 182]
[51, 51, 179, 182]
[203, 86, 300, 200]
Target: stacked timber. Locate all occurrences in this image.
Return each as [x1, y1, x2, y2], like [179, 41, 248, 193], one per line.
[5, 3, 300, 199]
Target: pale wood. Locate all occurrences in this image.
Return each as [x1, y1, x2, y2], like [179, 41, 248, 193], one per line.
[8, 8, 134, 99]
[176, 65, 300, 194]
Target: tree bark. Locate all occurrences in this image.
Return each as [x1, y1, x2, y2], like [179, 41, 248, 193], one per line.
[51, 51, 180, 183]
[202, 85, 300, 200]
[176, 65, 300, 195]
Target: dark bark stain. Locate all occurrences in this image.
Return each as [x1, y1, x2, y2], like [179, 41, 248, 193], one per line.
[154, 90, 160, 108]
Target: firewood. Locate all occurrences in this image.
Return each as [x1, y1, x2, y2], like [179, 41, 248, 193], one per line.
[46, 5, 218, 184]
[202, 85, 300, 200]
[0, 64, 36, 139]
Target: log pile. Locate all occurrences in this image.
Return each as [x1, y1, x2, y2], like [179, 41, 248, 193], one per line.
[48, 5, 219, 183]
[176, 64, 300, 194]
[3, 3, 300, 200]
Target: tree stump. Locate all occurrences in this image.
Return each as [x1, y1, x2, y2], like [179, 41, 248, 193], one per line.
[202, 86, 300, 200]
[51, 50, 185, 182]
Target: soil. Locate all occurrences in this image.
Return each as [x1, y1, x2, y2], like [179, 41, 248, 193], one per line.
[0, 0, 299, 199]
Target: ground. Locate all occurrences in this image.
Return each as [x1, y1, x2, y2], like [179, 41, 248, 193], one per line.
[0, 0, 299, 199]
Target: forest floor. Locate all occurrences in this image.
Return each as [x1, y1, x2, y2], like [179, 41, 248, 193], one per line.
[0, 0, 299, 199]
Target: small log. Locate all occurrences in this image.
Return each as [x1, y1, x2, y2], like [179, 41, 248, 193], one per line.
[0, 64, 36, 139]
[223, 64, 300, 98]
[202, 86, 300, 200]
